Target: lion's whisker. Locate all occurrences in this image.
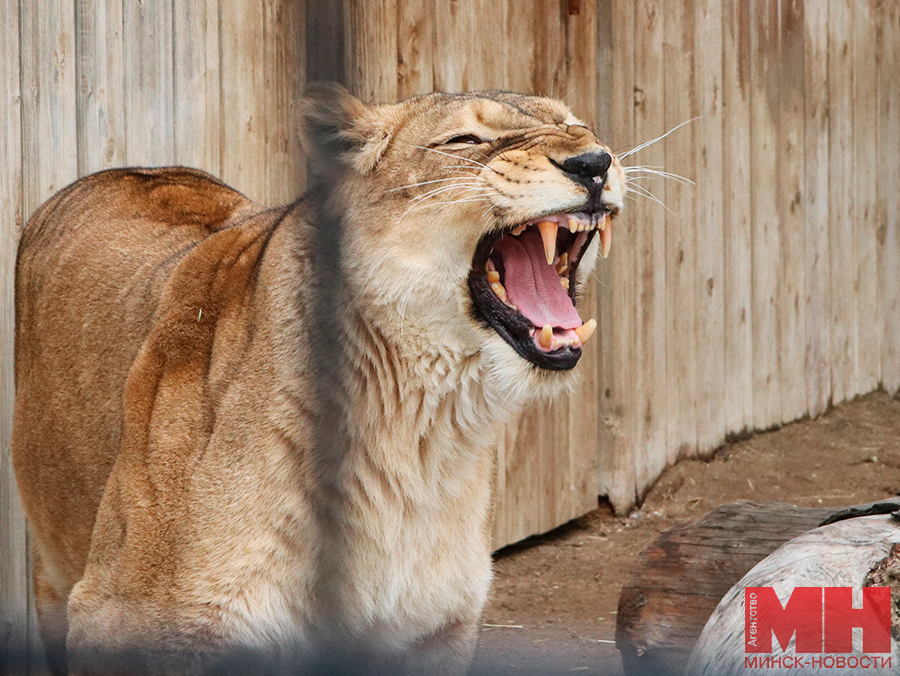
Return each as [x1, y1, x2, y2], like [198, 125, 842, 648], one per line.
[389, 177, 489, 192]
[617, 117, 700, 160]
[409, 185, 493, 205]
[625, 183, 672, 213]
[414, 146, 499, 174]
[623, 167, 694, 185]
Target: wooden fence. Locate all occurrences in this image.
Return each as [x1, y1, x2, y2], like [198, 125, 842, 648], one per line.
[2, 0, 899, 669]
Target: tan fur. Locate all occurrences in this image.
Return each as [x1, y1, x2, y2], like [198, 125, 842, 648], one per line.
[12, 90, 625, 674]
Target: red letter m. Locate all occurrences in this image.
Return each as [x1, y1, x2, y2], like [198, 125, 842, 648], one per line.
[824, 587, 891, 653]
[747, 587, 822, 653]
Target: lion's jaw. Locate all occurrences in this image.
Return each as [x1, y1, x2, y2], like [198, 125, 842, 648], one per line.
[322, 91, 625, 407]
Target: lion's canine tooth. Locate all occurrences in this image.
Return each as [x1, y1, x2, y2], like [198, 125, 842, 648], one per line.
[600, 213, 610, 232]
[560, 277, 570, 291]
[486, 259, 497, 272]
[537, 221, 558, 265]
[491, 281, 508, 302]
[574, 318, 597, 345]
[539, 324, 553, 348]
[487, 270, 500, 283]
[600, 221, 612, 259]
[511, 225, 525, 236]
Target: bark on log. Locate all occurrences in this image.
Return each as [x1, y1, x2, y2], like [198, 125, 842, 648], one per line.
[615, 499, 900, 676]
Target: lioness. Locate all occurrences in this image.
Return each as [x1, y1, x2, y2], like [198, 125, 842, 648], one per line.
[13, 87, 624, 674]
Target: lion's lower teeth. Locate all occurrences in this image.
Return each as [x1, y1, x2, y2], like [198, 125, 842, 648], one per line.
[560, 277, 569, 291]
[491, 281, 508, 303]
[487, 270, 500, 283]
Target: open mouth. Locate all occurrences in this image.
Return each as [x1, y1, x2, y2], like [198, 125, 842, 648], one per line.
[468, 212, 610, 370]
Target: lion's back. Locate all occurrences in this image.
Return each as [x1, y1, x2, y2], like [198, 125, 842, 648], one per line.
[13, 167, 263, 590]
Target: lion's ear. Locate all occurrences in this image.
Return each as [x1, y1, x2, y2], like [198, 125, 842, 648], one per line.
[300, 84, 397, 174]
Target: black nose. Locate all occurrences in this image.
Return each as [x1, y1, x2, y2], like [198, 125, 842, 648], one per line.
[556, 151, 612, 187]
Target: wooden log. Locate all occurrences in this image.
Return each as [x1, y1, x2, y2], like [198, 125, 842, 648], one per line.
[688, 514, 900, 676]
[615, 499, 900, 676]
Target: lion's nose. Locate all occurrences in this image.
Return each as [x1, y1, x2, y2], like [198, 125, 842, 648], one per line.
[556, 151, 612, 187]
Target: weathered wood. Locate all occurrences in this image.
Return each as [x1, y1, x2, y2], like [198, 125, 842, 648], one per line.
[0, 2, 27, 672]
[616, 501, 853, 676]
[263, 0, 305, 204]
[663, 0, 698, 464]
[692, 0, 725, 454]
[563, 0, 602, 528]
[346, 0, 398, 103]
[595, 0, 636, 511]
[878, 0, 900, 393]
[396, 0, 435, 98]
[173, 0, 220, 174]
[855, 0, 880, 395]
[219, 2, 267, 202]
[633, 0, 667, 497]
[776, 0, 807, 424]
[828, 0, 857, 405]
[75, 0, 126, 174]
[749, 0, 781, 429]
[804, 0, 831, 416]
[722, 0, 753, 435]
[123, 0, 174, 167]
[20, 0, 78, 218]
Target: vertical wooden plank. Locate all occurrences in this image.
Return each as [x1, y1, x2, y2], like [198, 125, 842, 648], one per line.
[534, 0, 572, 534]
[173, 0, 220, 175]
[878, 0, 900, 393]
[123, 0, 174, 166]
[828, 0, 857, 405]
[722, 0, 753, 434]
[749, 0, 781, 429]
[505, 0, 535, 94]
[597, 0, 637, 511]
[531, 0, 567, 99]
[220, 2, 267, 202]
[693, 0, 725, 451]
[663, 0, 697, 464]
[563, 0, 600, 522]
[0, 0, 27, 671]
[855, 0, 880, 394]
[397, 0, 435, 98]
[465, 0, 508, 91]
[263, 0, 305, 203]
[632, 0, 667, 497]
[75, 0, 126, 175]
[21, 0, 78, 217]
[775, 0, 807, 423]
[804, 0, 831, 417]
[346, 0, 398, 103]
[553, 0, 599, 528]
[433, 0, 472, 91]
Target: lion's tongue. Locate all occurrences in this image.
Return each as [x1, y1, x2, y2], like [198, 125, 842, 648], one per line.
[495, 232, 582, 329]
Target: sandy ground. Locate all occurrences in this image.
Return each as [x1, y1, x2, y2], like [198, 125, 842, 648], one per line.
[470, 391, 900, 675]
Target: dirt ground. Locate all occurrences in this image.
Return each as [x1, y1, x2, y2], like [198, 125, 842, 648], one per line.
[470, 391, 900, 675]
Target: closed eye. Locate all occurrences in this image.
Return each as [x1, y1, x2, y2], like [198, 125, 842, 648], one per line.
[441, 134, 489, 146]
